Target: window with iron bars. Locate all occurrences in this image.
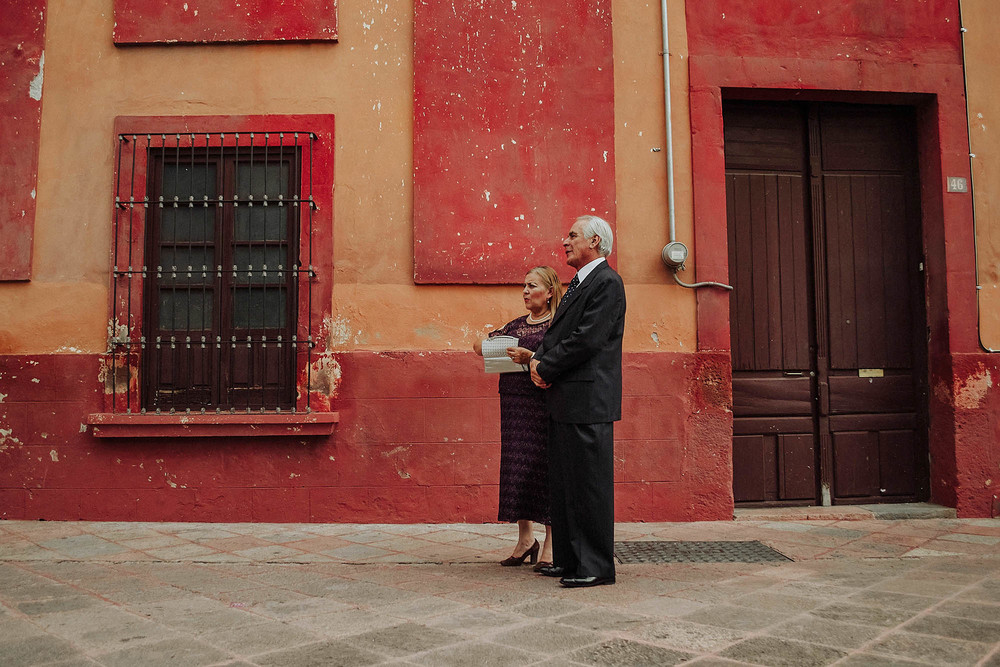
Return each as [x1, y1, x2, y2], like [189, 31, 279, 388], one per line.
[109, 129, 320, 414]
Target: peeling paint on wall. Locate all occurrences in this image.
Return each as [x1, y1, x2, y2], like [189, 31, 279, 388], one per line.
[326, 315, 354, 346]
[308, 314, 345, 400]
[309, 353, 342, 398]
[28, 52, 44, 101]
[98, 357, 132, 396]
[955, 364, 994, 409]
[0, 427, 22, 452]
[107, 319, 130, 350]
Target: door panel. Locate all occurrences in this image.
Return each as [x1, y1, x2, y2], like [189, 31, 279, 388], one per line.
[833, 427, 919, 498]
[780, 434, 817, 499]
[734, 417, 815, 435]
[732, 377, 813, 416]
[819, 105, 926, 503]
[728, 172, 811, 371]
[726, 100, 928, 506]
[726, 103, 817, 504]
[819, 106, 912, 172]
[733, 433, 816, 503]
[827, 375, 915, 414]
[824, 174, 913, 371]
[879, 430, 919, 496]
[833, 431, 881, 498]
[733, 435, 773, 502]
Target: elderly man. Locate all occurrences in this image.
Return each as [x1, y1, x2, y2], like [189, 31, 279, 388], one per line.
[530, 215, 626, 588]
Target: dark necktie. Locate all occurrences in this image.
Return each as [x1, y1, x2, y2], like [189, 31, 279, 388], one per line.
[563, 274, 580, 301]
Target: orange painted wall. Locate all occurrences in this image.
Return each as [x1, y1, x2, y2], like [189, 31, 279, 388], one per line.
[962, 0, 1000, 351]
[0, 0, 699, 357]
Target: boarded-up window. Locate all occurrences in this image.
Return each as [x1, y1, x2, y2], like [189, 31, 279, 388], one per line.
[412, 1, 615, 283]
[0, 0, 46, 280]
[113, 0, 338, 45]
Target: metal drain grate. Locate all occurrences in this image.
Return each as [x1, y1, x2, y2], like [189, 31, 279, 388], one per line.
[614, 540, 791, 564]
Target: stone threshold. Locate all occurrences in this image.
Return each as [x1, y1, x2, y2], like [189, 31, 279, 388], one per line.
[734, 502, 957, 522]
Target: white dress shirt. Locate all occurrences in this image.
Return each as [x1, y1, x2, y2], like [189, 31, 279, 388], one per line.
[572, 256, 606, 286]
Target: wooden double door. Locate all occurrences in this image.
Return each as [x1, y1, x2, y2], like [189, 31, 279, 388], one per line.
[726, 101, 929, 506]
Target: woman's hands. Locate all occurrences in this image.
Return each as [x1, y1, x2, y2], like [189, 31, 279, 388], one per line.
[507, 346, 533, 364]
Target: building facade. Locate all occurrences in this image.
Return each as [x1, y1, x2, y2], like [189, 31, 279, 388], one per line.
[1, 0, 997, 522]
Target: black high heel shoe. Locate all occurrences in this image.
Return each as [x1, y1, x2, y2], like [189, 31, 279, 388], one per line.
[500, 539, 539, 566]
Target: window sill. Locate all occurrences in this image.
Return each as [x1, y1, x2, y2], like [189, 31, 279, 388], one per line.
[86, 412, 338, 438]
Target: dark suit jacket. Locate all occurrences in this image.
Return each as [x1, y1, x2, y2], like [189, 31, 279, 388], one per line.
[534, 260, 626, 424]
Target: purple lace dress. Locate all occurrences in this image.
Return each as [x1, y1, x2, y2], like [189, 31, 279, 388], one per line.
[490, 315, 550, 524]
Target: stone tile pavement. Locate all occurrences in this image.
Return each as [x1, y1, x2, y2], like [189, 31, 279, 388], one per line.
[1, 507, 998, 666]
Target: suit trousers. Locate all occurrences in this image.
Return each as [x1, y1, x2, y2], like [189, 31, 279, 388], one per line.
[548, 419, 615, 579]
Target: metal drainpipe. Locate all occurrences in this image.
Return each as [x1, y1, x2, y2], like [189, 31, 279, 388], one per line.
[958, 1, 998, 352]
[658, 0, 732, 291]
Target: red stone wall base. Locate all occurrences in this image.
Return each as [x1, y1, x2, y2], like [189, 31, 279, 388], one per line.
[0, 351, 735, 523]
[2, 350, 995, 520]
[930, 353, 1000, 518]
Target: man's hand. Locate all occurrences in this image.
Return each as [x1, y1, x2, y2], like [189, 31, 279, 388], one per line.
[530, 358, 550, 388]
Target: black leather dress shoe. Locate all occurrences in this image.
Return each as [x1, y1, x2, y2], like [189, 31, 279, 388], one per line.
[559, 576, 615, 588]
[537, 565, 568, 577]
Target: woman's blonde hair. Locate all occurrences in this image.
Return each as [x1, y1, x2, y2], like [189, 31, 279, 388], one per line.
[528, 265, 564, 315]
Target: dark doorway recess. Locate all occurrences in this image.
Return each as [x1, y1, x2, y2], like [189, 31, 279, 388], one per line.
[725, 101, 929, 507]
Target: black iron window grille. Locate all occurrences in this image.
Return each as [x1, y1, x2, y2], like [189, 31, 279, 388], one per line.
[109, 131, 318, 414]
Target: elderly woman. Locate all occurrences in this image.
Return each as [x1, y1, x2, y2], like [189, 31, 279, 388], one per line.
[474, 266, 563, 569]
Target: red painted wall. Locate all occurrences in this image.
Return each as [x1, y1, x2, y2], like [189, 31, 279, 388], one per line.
[0, 0, 46, 281]
[0, 351, 731, 522]
[686, 0, 997, 516]
[943, 354, 1000, 517]
[113, 0, 338, 44]
[412, 1, 615, 284]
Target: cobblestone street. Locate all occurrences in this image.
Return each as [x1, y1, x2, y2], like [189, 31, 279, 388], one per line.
[2, 508, 999, 666]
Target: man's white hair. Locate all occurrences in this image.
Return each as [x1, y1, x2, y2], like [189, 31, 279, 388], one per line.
[576, 215, 614, 256]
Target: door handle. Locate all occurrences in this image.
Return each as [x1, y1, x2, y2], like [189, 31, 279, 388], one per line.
[783, 371, 804, 376]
